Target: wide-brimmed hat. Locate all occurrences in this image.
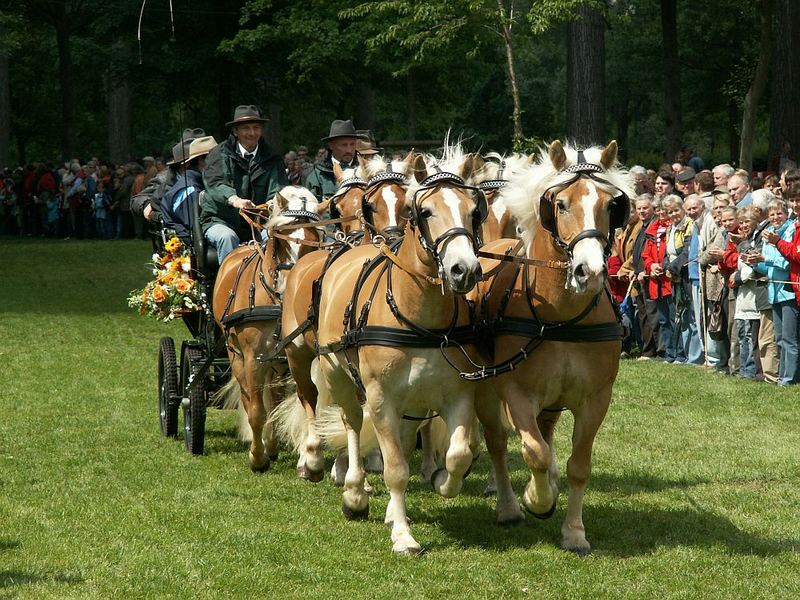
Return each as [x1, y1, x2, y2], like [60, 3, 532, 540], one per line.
[226, 105, 267, 128]
[356, 138, 382, 156]
[676, 167, 696, 183]
[182, 127, 206, 141]
[166, 139, 192, 166]
[321, 119, 367, 142]
[185, 136, 217, 163]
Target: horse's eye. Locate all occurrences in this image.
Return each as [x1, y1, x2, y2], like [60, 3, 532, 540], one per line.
[419, 207, 432, 219]
[556, 200, 568, 213]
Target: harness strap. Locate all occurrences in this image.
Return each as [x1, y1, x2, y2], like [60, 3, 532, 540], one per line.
[380, 243, 441, 285]
[221, 305, 282, 328]
[257, 318, 313, 364]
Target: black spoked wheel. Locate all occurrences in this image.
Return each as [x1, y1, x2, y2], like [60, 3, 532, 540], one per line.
[181, 345, 207, 455]
[158, 337, 179, 437]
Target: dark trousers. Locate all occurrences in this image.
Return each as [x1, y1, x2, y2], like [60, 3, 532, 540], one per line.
[634, 291, 659, 357]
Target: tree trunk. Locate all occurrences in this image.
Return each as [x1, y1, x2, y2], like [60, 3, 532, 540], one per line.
[54, 21, 75, 160]
[407, 71, 417, 140]
[0, 22, 10, 167]
[660, 0, 682, 162]
[355, 81, 377, 133]
[107, 39, 132, 164]
[768, 0, 800, 172]
[566, 5, 606, 146]
[739, 0, 774, 173]
[497, 0, 523, 144]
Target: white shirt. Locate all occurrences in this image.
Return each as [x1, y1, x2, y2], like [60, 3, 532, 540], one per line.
[237, 142, 258, 161]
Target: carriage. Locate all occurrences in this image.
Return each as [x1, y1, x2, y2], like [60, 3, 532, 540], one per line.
[156, 195, 230, 455]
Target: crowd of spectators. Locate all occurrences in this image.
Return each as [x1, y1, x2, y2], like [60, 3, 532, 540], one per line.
[5, 140, 800, 386]
[0, 143, 341, 240]
[610, 145, 800, 385]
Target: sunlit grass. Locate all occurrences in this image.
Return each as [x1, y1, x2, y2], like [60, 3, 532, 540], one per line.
[1, 238, 799, 599]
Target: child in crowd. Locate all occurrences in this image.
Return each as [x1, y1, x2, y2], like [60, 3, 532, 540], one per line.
[93, 181, 112, 239]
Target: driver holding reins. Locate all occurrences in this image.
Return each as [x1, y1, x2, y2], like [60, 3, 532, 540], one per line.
[201, 105, 287, 263]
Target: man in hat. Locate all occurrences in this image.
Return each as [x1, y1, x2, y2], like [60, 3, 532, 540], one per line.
[201, 105, 286, 263]
[356, 130, 383, 158]
[132, 127, 206, 223]
[161, 136, 217, 243]
[305, 119, 366, 201]
[675, 167, 696, 197]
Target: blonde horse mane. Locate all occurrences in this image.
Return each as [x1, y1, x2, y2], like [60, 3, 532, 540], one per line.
[502, 141, 634, 246]
[405, 135, 483, 208]
[266, 185, 322, 230]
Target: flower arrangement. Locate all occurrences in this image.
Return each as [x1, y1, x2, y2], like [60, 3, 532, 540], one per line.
[128, 237, 203, 321]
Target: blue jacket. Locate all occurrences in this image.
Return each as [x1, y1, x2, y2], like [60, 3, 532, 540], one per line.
[755, 219, 796, 304]
[688, 220, 700, 282]
[162, 169, 203, 242]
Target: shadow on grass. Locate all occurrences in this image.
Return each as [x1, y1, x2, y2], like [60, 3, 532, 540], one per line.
[0, 570, 84, 589]
[424, 500, 797, 557]
[0, 541, 21, 552]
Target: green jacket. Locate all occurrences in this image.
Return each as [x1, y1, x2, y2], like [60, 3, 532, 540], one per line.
[201, 135, 287, 237]
[305, 153, 357, 201]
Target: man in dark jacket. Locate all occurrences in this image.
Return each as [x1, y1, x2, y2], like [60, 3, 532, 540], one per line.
[201, 105, 287, 263]
[631, 194, 662, 359]
[161, 136, 216, 243]
[305, 119, 366, 201]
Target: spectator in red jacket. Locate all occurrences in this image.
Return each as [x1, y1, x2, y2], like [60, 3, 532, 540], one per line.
[642, 207, 675, 361]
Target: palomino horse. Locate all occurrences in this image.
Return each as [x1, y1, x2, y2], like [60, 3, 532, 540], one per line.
[473, 140, 632, 555]
[275, 154, 414, 482]
[212, 185, 328, 472]
[311, 146, 522, 555]
[475, 153, 531, 243]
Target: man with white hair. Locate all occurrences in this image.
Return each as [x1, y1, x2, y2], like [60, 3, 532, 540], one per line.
[712, 164, 735, 189]
[728, 172, 752, 208]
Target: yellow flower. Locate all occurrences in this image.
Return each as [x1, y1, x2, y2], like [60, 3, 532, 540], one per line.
[175, 279, 193, 294]
[160, 271, 177, 285]
[152, 285, 167, 303]
[164, 237, 182, 253]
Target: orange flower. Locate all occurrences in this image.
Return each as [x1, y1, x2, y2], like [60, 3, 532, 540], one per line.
[175, 279, 193, 294]
[152, 285, 167, 303]
[164, 237, 182, 253]
[160, 271, 177, 285]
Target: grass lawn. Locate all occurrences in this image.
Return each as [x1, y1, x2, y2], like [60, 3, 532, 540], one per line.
[1, 237, 799, 599]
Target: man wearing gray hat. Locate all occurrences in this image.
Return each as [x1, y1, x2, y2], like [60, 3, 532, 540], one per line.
[201, 105, 287, 263]
[305, 119, 366, 200]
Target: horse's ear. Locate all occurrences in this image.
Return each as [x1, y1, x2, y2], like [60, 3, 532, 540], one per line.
[333, 160, 345, 184]
[549, 140, 567, 171]
[316, 197, 332, 215]
[272, 191, 288, 211]
[412, 153, 427, 184]
[526, 154, 535, 166]
[460, 153, 485, 181]
[600, 140, 618, 170]
[357, 153, 371, 172]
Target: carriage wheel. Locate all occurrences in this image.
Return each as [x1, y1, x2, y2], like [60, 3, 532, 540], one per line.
[158, 337, 179, 437]
[181, 346, 207, 455]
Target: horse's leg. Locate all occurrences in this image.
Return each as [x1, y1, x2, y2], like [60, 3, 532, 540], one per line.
[499, 383, 556, 517]
[418, 420, 438, 481]
[537, 410, 562, 504]
[474, 391, 524, 525]
[319, 355, 368, 518]
[430, 392, 476, 498]
[561, 389, 611, 556]
[231, 344, 271, 472]
[291, 352, 324, 481]
[370, 399, 421, 555]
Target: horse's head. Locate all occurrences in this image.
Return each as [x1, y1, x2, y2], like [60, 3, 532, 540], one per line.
[475, 153, 533, 243]
[503, 140, 633, 295]
[359, 152, 414, 239]
[407, 148, 485, 294]
[267, 185, 329, 260]
[539, 140, 631, 294]
[330, 162, 367, 236]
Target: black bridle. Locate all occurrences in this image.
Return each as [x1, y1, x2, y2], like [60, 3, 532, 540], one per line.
[538, 152, 630, 261]
[409, 171, 488, 272]
[329, 168, 409, 239]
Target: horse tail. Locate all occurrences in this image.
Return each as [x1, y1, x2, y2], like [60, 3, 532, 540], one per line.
[211, 377, 253, 442]
[315, 405, 379, 456]
[268, 393, 308, 454]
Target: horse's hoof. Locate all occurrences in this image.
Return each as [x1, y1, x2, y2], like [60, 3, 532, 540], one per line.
[430, 468, 446, 489]
[565, 545, 591, 557]
[250, 460, 271, 473]
[523, 499, 557, 520]
[342, 503, 369, 521]
[482, 486, 497, 497]
[269, 453, 279, 462]
[297, 465, 324, 483]
[498, 515, 525, 528]
[392, 544, 424, 556]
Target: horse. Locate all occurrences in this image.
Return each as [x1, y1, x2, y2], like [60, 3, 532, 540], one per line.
[472, 139, 632, 555]
[211, 185, 329, 472]
[274, 154, 414, 482]
[474, 153, 532, 244]
[310, 145, 523, 555]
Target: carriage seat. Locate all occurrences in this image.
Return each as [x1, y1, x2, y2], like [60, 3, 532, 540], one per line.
[191, 191, 219, 275]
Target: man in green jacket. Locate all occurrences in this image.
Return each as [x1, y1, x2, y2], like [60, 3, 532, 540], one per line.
[305, 119, 366, 201]
[201, 105, 287, 263]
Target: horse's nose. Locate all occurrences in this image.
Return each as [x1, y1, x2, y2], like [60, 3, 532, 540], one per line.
[574, 263, 589, 285]
[449, 259, 482, 293]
